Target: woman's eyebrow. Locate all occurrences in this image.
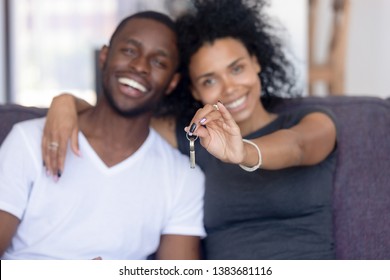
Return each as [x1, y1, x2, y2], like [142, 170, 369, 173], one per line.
[194, 57, 246, 82]
[228, 57, 245, 68]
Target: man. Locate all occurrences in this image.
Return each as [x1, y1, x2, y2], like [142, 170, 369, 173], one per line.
[0, 11, 205, 260]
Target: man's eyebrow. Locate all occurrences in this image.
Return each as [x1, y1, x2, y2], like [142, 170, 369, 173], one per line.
[124, 38, 171, 58]
[194, 57, 245, 82]
[124, 38, 141, 47]
[155, 49, 170, 58]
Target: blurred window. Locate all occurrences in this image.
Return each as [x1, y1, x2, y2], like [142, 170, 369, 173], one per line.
[8, 0, 167, 106]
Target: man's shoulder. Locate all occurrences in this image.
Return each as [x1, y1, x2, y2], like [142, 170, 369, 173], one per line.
[3, 117, 45, 143]
[150, 128, 182, 155]
[13, 117, 46, 132]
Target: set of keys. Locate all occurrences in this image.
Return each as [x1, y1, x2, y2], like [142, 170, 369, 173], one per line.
[186, 132, 198, 169]
[185, 103, 219, 169]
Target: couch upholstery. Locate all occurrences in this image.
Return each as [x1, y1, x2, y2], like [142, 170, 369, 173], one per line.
[1, 96, 390, 259]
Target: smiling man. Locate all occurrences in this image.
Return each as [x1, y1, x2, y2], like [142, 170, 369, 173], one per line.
[0, 11, 205, 260]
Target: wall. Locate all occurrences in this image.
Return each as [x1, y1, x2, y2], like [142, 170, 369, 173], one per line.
[267, 0, 308, 95]
[314, 0, 390, 98]
[345, 0, 390, 98]
[0, 2, 5, 104]
[2, 1, 389, 104]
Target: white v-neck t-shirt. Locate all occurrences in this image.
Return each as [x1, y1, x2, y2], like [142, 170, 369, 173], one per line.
[0, 118, 205, 260]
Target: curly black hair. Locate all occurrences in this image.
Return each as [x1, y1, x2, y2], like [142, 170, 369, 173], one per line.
[156, 0, 300, 122]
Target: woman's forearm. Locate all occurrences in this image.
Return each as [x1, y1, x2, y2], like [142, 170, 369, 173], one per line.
[53, 93, 92, 114]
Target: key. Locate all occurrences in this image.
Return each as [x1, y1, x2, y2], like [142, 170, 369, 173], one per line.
[186, 132, 198, 169]
[190, 139, 195, 168]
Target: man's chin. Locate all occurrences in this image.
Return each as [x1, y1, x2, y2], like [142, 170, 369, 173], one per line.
[110, 98, 157, 118]
[102, 87, 158, 118]
[114, 106, 154, 118]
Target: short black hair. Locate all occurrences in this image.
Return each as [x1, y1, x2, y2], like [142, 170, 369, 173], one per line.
[162, 0, 300, 121]
[109, 11, 177, 46]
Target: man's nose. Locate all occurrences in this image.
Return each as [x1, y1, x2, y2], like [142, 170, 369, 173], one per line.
[130, 56, 150, 75]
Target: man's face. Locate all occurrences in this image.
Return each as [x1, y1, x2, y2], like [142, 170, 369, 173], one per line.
[100, 18, 179, 117]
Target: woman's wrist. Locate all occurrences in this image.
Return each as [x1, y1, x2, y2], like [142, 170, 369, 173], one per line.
[239, 139, 262, 172]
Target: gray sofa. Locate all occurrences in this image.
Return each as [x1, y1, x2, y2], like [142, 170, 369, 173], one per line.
[1, 95, 390, 259]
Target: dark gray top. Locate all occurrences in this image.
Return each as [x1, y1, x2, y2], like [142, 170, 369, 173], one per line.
[177, 106, 337, 259]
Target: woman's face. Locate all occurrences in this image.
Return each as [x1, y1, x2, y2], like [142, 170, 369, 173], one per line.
[189, 37, 262, 124]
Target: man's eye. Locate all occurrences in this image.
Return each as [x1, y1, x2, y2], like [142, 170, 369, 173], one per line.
[123, 48, 136, 56]
[152, 58, 167, 69]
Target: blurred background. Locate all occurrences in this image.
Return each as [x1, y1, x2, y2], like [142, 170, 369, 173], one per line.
[0, 0, 389, 107]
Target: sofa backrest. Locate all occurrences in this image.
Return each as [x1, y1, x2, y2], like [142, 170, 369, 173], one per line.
[0, 104, 46, 145]
[270, 96, 390, 259]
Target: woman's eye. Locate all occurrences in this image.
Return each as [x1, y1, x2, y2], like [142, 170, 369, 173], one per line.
[202, 78, 215, 87]
[232, 65, 243, 74]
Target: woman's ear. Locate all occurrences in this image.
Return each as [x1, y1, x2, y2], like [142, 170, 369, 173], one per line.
[251, 55, 261, 74]
[98, 45, 109, 70]
[165, 73, 180, 95]
[190, 85, 202, 101]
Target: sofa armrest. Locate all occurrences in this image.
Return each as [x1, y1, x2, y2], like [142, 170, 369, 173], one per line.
[270, 96, 390, 259]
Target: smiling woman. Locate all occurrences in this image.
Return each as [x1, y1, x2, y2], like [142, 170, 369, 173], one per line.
[188, 38, 262, 127]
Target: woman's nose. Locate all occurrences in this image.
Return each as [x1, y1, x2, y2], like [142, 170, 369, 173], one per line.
[222, 77, 236, 96]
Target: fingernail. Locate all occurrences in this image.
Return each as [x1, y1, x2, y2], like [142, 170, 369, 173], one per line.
[53, 175, 59, 183]
[200, 118, 206, 124]
[57, 170, 62, 178]
[189, 123, 197, 133]
[46, 169, 51, 177]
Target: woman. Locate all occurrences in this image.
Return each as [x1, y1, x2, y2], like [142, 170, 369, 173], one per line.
[42, 0, 337, 259]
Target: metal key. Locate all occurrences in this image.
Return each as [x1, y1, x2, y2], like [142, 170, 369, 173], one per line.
[186, 132, 198, 169]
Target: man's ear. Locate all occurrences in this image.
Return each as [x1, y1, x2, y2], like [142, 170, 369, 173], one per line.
[165, 73, 181, 95]
[98, 45, 109, 70]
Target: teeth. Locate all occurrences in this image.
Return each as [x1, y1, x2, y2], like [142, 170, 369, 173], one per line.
[225, 96, 246, 109]
[118, 77, 147, 93]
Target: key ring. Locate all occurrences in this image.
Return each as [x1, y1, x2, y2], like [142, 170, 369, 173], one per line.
[186, 132, 198, 169]
[186, 132, 199, 141]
